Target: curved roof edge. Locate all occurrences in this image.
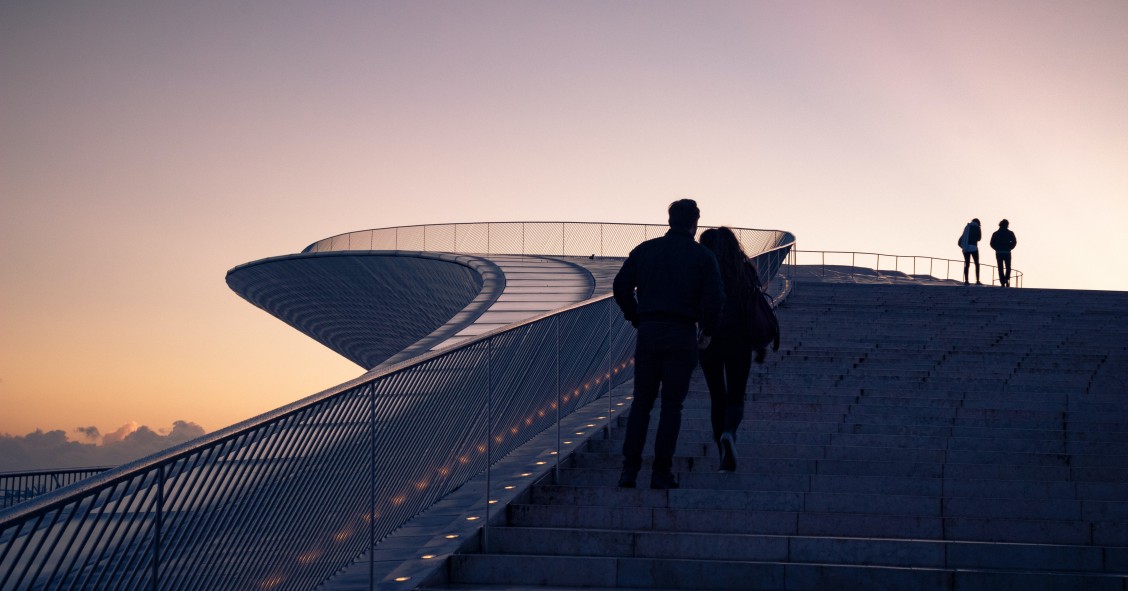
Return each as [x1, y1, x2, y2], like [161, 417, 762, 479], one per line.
[226, 251, 503, 369]
[376, 254, 506, 367]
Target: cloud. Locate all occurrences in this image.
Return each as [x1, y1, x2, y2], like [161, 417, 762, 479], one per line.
[101, 421, 140, 445]
[0, 421, 206, 471]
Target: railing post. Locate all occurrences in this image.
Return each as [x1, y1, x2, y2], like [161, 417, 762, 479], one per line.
[607, 299, 613, 418]
[369, 383, 376, 591]
[786, 246, 792, 281]
[555, 315, 561, 485]
[152, 465, 163, 591]
[484, 338, 493, 552]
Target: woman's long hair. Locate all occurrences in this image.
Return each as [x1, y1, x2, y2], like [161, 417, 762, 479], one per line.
[700, 226, 760, 295]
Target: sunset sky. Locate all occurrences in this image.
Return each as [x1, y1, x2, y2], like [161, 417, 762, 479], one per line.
[2, 1, 1126, 467]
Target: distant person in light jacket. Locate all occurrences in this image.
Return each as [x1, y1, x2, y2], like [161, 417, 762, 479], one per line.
[990, 219, 1018, 287]
[958, 218, 982, 285]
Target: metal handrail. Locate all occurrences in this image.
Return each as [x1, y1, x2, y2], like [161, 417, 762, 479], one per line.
[1, 223, 795, 591]
[792, 249, 1023, 287]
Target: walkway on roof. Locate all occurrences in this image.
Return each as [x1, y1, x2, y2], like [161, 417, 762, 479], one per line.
[430, 255, 623, 351]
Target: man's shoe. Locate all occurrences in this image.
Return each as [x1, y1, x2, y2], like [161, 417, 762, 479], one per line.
[719, 432, 737, 473]
[617, 471, 637, 488]
[650, 471, 680, 490]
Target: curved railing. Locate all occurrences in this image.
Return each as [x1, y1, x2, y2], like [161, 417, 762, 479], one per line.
[304, 221, 798, 302]
[1, 223, 794, 590]
[303, 221, 794, 263]
[792, 250, 1023, 287]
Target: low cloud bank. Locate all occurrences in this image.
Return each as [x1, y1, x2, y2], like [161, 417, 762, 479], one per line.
[0, 421, 206, 471]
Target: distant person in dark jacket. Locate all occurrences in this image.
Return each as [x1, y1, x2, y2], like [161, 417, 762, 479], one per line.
[699, 227, 762, 472]
[990, 219, 1018, 287]
[613, 199, 725, 489]
[959, 218, 982, 285]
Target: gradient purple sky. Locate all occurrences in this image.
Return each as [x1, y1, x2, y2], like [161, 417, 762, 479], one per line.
[2, 2, 1126, 456]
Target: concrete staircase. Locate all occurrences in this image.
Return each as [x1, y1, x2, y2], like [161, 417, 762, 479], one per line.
[434, 282, 1128, 590]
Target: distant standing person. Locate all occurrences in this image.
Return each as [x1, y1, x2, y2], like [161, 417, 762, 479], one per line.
[990, 219, 1018, 287]
[698, 227, 765, 472]
[958, 218, 982, 285]
[613, 199, 725, 490]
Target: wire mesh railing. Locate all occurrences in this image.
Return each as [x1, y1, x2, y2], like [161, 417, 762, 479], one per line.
[791, 250, 1023, 287]
[0, 469, 113, 511]
[302, 221, 794, 266]
[1, 222, 795, 591]
[303, 221, 798, 308]
[0, 296, 635, 591]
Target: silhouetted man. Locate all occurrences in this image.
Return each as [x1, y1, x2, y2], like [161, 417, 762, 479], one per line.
[613, 199, 725, 489]
[990, 219, 1018, 287]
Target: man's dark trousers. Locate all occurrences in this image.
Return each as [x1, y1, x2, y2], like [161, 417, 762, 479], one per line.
[621, 321, 698, 475]
[996, 252, 1012, 286]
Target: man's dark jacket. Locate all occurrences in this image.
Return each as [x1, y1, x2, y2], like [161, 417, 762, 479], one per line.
[613, 228, 725, 336]
[990, 228, 1017, 252]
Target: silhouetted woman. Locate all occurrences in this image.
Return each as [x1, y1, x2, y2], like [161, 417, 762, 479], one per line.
[699, 227, 762, 472]
[959, 218, 982, 285]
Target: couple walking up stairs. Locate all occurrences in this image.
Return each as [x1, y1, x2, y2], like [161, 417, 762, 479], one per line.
[426, 282, 1128, 590]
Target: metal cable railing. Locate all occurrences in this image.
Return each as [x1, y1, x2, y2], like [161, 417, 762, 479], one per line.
[791, 249, 1023, 287]
[1, 223, 795, 591]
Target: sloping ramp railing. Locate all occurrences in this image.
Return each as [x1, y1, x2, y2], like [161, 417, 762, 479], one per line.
[1, 223, 794, 591]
